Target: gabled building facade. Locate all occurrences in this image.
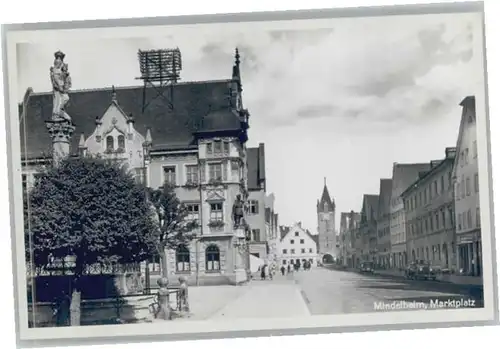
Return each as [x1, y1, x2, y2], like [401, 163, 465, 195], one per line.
[346, 211, 361, 268]
[389, 162, 431, 269]
[359, 194, 379, 263]
[376, 179, 392, 268]
[277, 222, 318, 267]
[452, 96, 482, 277]
[402, 148, 456, 270]
[316, 178, 337, 262]
[21, 49, 254, 286]
[246, 143, 268, 260]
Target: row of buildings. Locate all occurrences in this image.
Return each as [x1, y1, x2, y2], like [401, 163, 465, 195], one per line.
[21, 48, 281, 286]
[339, 96, 482, 278]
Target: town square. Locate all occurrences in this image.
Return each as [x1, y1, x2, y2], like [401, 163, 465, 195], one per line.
[17, 14, 485, 327]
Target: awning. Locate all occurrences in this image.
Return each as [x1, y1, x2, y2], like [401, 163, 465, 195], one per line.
[249, 254, 265, 273]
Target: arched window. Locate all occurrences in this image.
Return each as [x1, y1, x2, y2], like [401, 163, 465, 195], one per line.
[106, 135, 114, 150]
[117, 135, 125, 151]
[412, 249, 416, 261]
[205, 245, 220, 271]
[425, 247, 429, 261]
[176, 244, 190, 272]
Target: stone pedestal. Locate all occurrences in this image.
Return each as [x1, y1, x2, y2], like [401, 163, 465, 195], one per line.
[233, 228, 249, 284]
[46, 119, 76, 165]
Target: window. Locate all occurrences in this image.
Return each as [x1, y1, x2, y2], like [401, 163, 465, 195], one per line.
[300, 239, 305, 244]
[437, 245, 441, 261]
[466, 177, 471, 196]
[163, 166, 176, 185]
[282, 249, 287, 254]
[186, 204, 200, 224]
[474, 173, 479, 193]
[426, 247, 429, 261]
[473, 141, 477, 158]
[460, 151, 464, 166]
[208, 163, 222, 181]
[309, 248, 313, 253]
[434, 181, 438, 195]
[252, 229, 260, 242]
[465, 148, 469, 165]
[435, 213, 440, 230]
[456, 182, 461, 201]
[223, 141, 230, 154]
[423, 189, 427, 204]
[430, 216, 434, 231]
[117, 135, 125, 150]
[290, 249, 295, 254]
[205, 245, 220, 271]
[440, 176, 445, 194]
[458, 213, 462, 230]
[209, 202, 223, 221]
[441, 210, 446, 229]
[429, 186, 433, 201]
[467, 209, 472, 229]
[186, 165, 199, 184]
[175, 244, 190, 272]
[476, 207, 481, 227]
[213, 140, 222, 154]
[106, 135, 114, 150]
[290, 239, 295, 244]
[249, 200, 259, 214]
[206, 143, 213, 154]
[295, 231, 299, 237]
[301, 249, 306, 253]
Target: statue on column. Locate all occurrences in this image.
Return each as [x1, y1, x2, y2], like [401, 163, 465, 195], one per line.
[50, 50, 72, 122]
[232, 194, 245, 228]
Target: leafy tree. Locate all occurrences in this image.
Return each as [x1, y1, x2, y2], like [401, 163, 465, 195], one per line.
[26, 156, 157, 326]
[146, 183, 198, 278]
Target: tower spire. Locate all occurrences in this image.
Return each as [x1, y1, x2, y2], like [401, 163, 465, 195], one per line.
[324, 177, 326, 186]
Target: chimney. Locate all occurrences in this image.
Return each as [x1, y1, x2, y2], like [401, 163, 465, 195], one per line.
[445, 147, 457, 159]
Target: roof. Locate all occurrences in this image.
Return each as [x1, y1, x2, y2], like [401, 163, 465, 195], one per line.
[317, 180, 335, 212]
[377, 179, 393, 218]
[20, 78, 246, 159]
[279, 225, 290, 240]
[391, 162, 432, 197]
[247, 143, 266, 191]
[361, 194, 379, 222]
[401, 148, 456, 198]
[453, 95, 476, 177]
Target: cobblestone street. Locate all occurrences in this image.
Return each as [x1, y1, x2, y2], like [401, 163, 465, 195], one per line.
[294, 267, 483, 314]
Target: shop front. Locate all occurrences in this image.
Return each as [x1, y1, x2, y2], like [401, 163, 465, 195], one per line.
[457, 230, 482, 276]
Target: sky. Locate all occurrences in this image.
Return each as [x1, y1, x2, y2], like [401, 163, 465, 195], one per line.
[16, 12, 484, 234]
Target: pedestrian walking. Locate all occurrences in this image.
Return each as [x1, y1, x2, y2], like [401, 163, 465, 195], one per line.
[260, 264, 266, 280]
[287, 264, 291, 274]
[280, 265, 285, 276]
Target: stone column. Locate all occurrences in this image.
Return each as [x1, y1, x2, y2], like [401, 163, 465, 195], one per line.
[46, 120, 75, 166]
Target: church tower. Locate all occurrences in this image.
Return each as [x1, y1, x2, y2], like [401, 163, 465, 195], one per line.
[317, 177, 336, 259]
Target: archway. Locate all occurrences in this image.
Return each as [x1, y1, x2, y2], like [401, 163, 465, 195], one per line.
[322, 253, 334, 264]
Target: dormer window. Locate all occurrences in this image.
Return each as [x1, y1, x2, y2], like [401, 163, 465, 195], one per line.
[117, 135, 125, 151]
[106, 136, 114, 150]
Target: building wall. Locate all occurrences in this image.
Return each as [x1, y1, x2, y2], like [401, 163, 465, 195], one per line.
[403, 155, 456, 270]
[247, 189, 267, 259]
[147, 136, 248, 283]
[389, 163, 430, 268]
[277, 224, 318, 266]
[453, 98, 481, 276]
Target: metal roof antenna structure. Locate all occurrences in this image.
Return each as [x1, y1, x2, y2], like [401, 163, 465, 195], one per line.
[136, 48, 182, 113]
